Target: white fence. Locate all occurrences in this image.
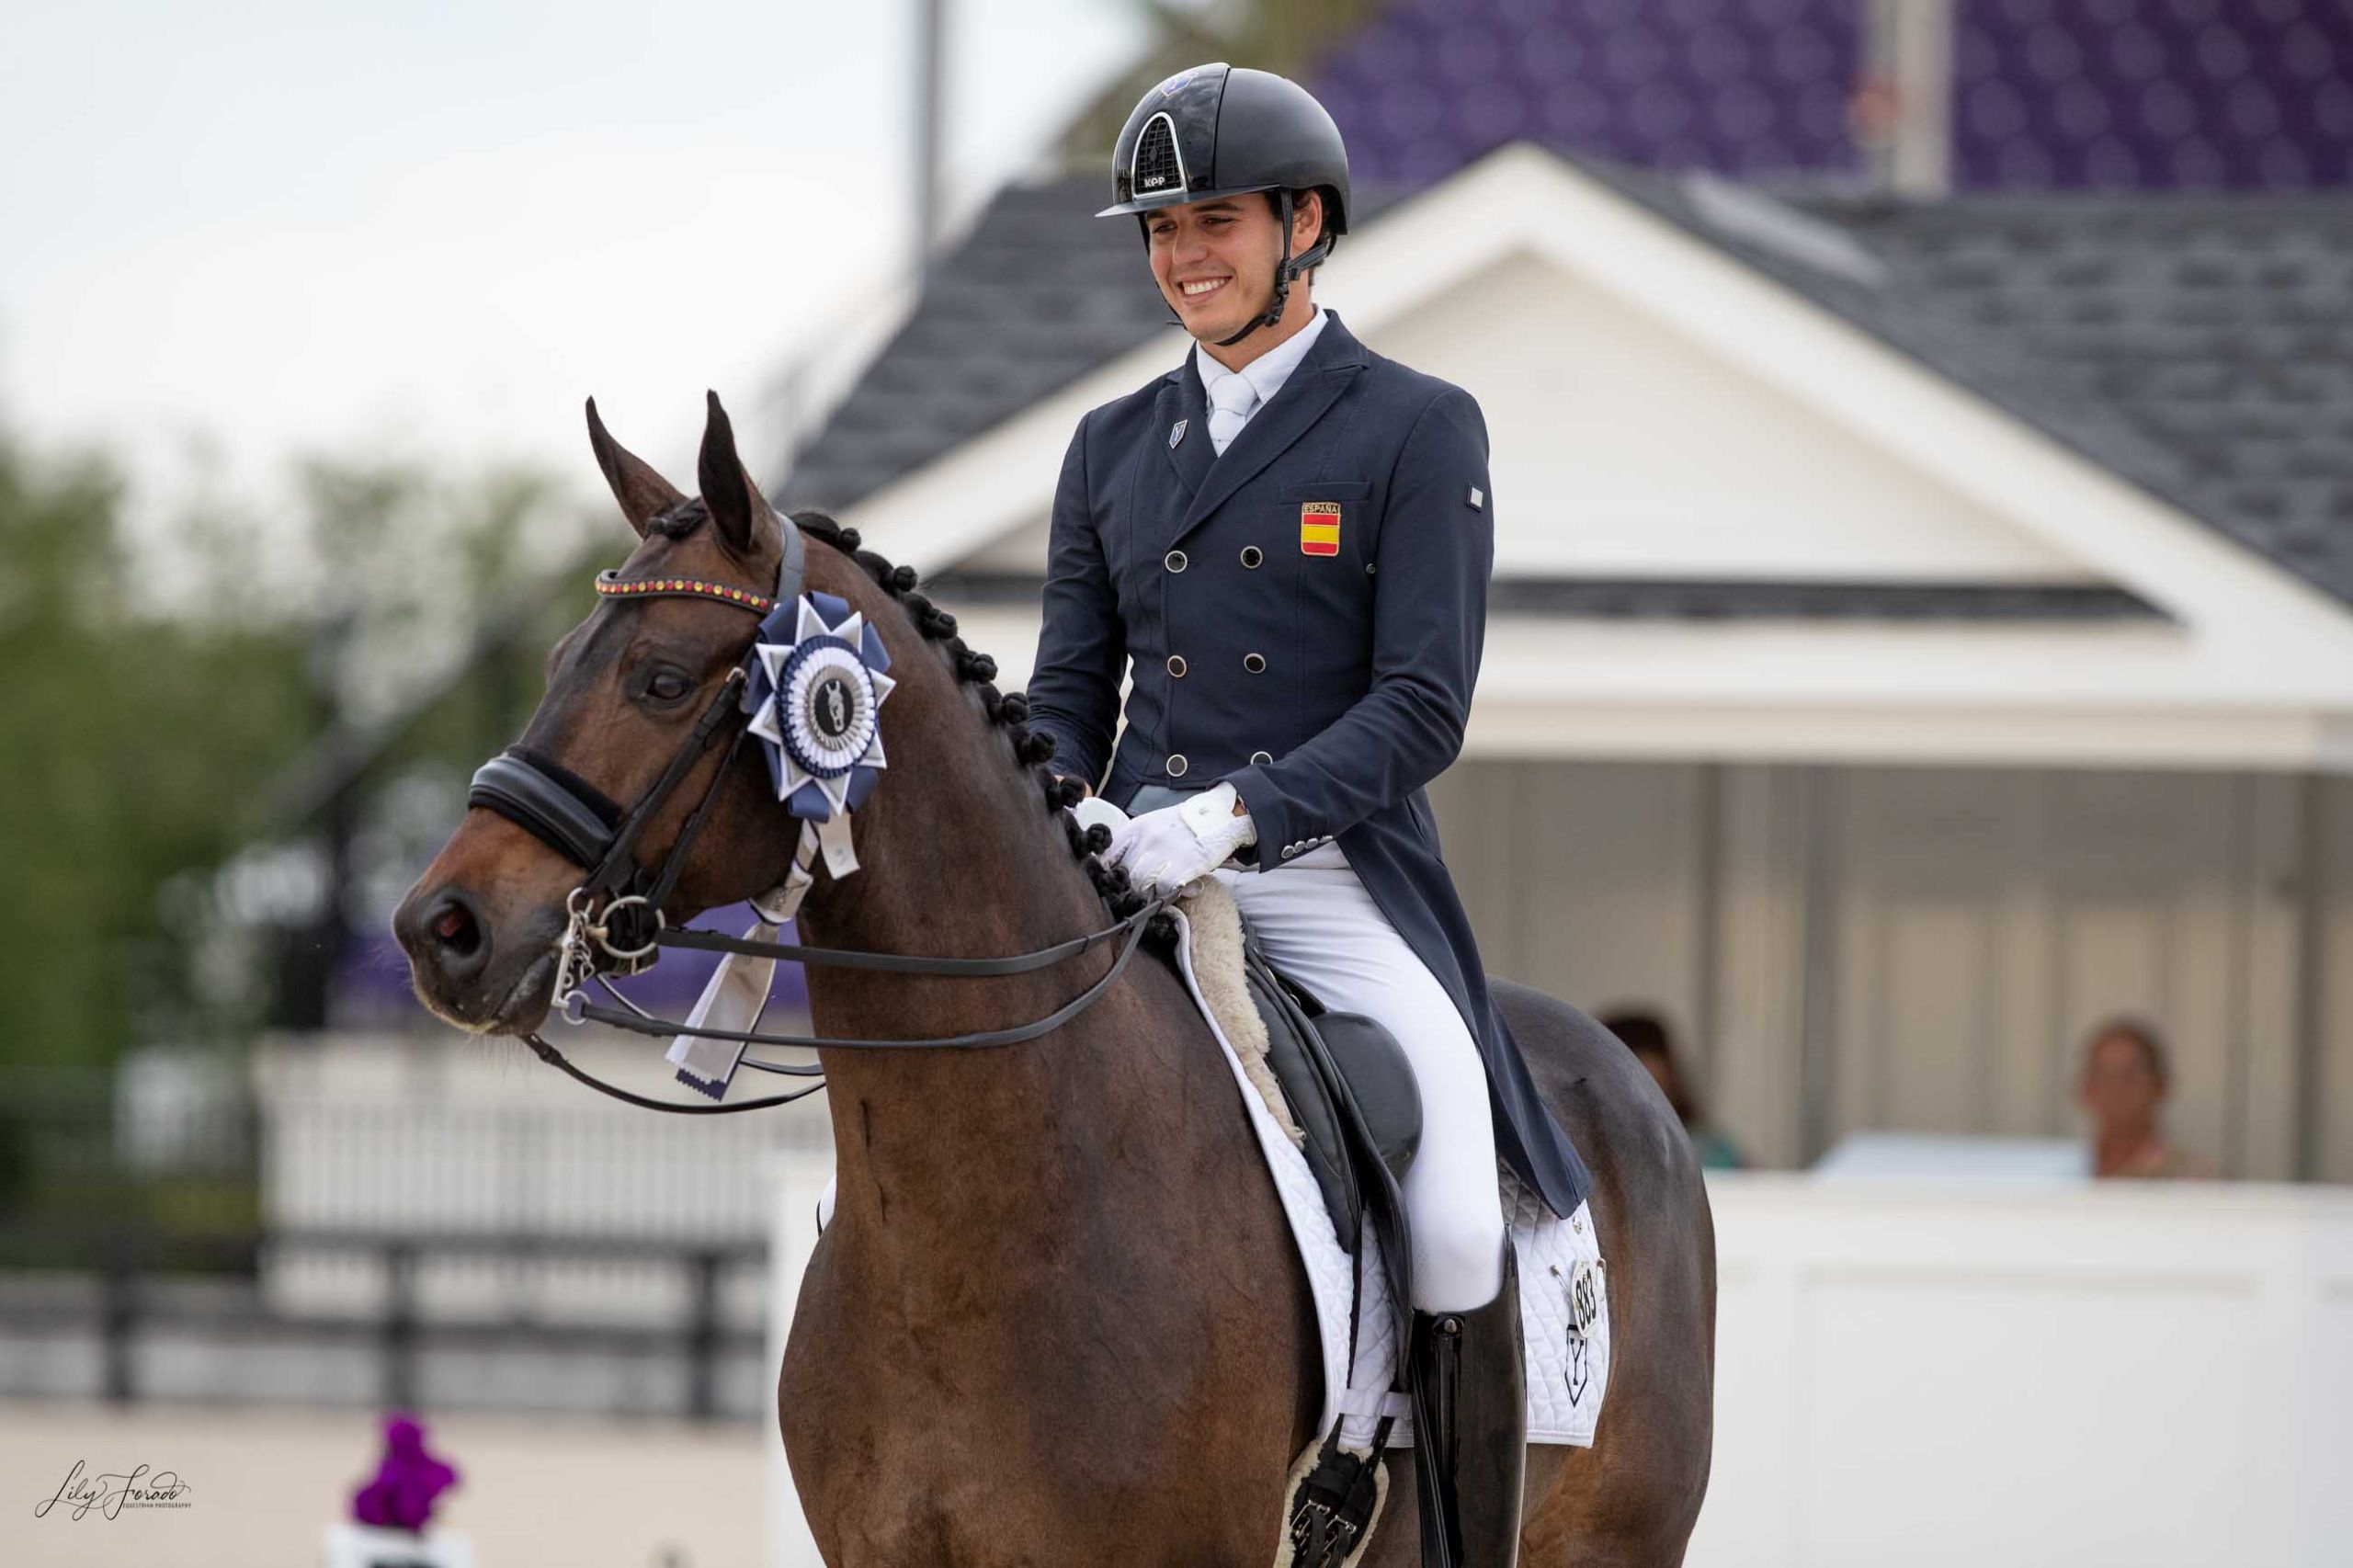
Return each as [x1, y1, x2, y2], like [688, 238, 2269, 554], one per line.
[765, 1165, 2353, 1567]
[1693, 1174, 2353, 1568]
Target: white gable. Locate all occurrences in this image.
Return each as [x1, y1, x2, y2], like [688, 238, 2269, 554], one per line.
[1380, 248, 2091, 582]
[954, 244, 2091, 584]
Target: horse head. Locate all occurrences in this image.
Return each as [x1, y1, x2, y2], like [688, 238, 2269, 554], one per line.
[392, 392, 1103, 1035]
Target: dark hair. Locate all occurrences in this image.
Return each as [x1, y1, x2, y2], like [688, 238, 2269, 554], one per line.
[1263, 187, 1333, 273]
[2084, 1016, 2170, 1089]
[1600, 1007, 1699, 1126]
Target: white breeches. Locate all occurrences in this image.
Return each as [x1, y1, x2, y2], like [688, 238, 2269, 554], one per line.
[1214, 845, 1506, 1313]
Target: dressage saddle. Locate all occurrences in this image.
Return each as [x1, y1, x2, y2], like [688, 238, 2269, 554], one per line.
[1124, 783, 1423, 1342]
[1242, 940, 1421, 1252]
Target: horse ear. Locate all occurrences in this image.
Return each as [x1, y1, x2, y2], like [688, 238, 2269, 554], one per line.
[696, 390, 775, 559]
[585, 398, 685, 538]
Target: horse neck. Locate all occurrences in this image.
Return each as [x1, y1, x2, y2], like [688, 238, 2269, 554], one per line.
[793, 702, 1163, 1235]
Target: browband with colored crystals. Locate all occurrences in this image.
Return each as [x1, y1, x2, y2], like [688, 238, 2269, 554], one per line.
[594, 569, 777, 616]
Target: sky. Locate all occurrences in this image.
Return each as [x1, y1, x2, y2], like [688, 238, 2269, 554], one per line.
[0, 0, 1147, 536]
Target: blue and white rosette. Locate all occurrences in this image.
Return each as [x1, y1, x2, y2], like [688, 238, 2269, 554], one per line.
[742, 588, 895, 872]
[667, 589, 894, 1100]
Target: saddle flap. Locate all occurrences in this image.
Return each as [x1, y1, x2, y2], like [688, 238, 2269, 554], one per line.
[1306, 1010, 1422, 1183]
[1246, 960, 1361, 1246]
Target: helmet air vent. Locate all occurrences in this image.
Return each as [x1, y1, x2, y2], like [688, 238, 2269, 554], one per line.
[1131, 112, 1187, 200]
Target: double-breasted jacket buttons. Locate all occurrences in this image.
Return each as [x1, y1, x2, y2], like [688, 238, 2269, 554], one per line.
[1165, 754, 1188, 777]
[1166, 654, 1188, 677]
[1165, 549, 1188, 573]
[1249, 750, 1273, 766]
[1243, 652, 1266, 674]
[1240, 546, 1263, 569]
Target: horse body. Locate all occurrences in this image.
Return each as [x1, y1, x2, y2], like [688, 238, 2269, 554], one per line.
[775, 704, 1317, 1562]
[393, 397, 1712, 1567]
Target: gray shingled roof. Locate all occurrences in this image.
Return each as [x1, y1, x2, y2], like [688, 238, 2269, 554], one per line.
[781, 153, 2353, 615]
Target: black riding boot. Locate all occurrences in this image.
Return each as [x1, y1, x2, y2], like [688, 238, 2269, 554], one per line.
[1406, 1245, 1526, 1568]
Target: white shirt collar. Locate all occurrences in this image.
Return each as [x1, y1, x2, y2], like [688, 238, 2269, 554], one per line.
[1193, 305, 1328, 411]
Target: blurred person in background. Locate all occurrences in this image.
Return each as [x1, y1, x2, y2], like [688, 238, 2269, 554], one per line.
[1600, 1009, 1741, 1170]
[2078, 1017, 2211, 1180]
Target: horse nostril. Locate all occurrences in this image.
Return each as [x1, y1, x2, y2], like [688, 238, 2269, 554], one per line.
[433, 900, 482, 960]
[405, 890, 490, 983]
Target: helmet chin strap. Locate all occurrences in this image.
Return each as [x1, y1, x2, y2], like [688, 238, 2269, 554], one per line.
[1213, 188, 1334, 349]
[1141, 190, 1336, 352]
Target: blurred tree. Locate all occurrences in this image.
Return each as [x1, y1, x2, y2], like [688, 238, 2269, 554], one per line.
[0, 429, 312, 1069]
[0, 417, 579, 1068]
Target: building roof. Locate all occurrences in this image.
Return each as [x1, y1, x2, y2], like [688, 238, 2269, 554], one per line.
[781, 151, 2353, 613]
[1582, 160, 2353, 608]
[924, 570, 2163, 622]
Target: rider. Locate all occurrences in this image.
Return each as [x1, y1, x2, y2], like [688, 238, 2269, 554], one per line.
[1027, 62, 1595, 1567]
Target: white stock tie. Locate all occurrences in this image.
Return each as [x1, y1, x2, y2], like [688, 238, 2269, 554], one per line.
[1206, 373, 1259, 458]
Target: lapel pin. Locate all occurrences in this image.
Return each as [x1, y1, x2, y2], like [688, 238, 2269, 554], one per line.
[1467, 485, 1484, 511]
[1299, 501, 1341, 557]
[1169, 418, 1188, 449]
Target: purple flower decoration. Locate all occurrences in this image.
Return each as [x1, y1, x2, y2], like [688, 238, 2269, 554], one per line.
[350, 1412, 460, 1532]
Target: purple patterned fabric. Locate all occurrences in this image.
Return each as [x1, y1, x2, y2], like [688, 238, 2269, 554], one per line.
[1304, 0, 2352, 194]
[350, 1413, 460, 1532]
[1952, 0, 2353, 189]
[1308, 0, 1867, 186]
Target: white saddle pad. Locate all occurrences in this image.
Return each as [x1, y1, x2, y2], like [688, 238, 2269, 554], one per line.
[1160, 902, 1610, 1451]
[808, 897, 1610, 1450]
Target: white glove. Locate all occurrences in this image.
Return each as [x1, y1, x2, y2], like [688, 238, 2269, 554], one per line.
[1104, 782, 1257, 896]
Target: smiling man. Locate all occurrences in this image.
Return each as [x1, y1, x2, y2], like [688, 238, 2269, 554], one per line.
[1025, 62, 1596, 1568]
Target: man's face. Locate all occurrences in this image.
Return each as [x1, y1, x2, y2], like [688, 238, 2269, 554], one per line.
[1146, 192, 1322, 344]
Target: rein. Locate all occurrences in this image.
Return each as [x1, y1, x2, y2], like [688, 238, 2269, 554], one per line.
[468, 515, 1162, 1115]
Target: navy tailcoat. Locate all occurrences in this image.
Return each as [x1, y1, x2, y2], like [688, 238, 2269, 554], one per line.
[1026, 310, 1591, 1220]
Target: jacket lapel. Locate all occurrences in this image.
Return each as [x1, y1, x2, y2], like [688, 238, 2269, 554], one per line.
[1170, 312, 1368, 547]
[1158, 358, 1212, 501]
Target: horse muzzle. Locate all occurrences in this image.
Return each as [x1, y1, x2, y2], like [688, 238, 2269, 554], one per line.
[392, 834, 572, 1034]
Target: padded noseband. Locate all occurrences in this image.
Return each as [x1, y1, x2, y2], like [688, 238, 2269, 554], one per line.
[468, 747, 626, 870]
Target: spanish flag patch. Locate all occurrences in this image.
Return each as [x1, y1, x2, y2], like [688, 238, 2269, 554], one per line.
[1299, 501, 1341, 556]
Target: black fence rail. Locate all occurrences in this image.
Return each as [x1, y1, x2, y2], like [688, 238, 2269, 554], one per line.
[0, 1226, 770, 1422]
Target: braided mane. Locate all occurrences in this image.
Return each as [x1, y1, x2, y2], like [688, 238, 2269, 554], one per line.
[672, 503, 1166, 937]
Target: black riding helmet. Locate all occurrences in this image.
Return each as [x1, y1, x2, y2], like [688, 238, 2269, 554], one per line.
[1099, 62, 1351, 348]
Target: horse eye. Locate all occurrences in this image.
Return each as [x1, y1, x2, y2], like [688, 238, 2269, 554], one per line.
[646, 671, 690, 703]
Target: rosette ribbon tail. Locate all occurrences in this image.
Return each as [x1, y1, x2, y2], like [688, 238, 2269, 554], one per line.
[667, 826, 822, 1098]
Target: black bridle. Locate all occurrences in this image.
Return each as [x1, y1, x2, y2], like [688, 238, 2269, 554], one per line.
[464, 515, 1161, 1114]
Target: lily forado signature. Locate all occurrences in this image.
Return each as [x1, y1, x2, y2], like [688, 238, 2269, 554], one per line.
[33, 1460, 192, 1521]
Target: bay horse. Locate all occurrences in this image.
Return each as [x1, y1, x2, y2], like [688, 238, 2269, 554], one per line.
[393, 395, 1715, 1565]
